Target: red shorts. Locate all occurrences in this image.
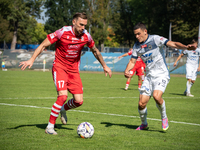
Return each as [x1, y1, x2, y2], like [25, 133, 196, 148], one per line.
[130, 61, 146, 76]
[52, 65, 83, 94]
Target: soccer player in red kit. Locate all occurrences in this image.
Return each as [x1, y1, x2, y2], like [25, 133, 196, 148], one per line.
[19, 12, 112, 135]
[118, 48, 146, 90]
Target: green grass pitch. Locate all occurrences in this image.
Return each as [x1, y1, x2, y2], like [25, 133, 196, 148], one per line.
[0, 70, 200, 150]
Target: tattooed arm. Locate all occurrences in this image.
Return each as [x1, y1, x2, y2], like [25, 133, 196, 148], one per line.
[90, 44, 112, 78]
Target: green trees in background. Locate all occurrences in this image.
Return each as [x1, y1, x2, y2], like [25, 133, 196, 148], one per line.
[27, 23, 47, 44]
[0, 0, 199, 49]
[0, 0, 14, 43]
[169, 0, 200, 43]
[111, 0, 136, 47]
[43, 0, 200, 48]
[44, 0, 88, 33]
[86, 0, 112, 51]
[0, 0, 45, 49]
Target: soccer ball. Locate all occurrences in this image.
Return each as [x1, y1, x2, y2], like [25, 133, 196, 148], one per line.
[77, 122, 94, 138]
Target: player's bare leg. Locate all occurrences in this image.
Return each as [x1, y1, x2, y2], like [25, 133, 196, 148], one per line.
[153, 90, 169, 131]
[60, 93, 83, 124]
[136, 94, 150, 130]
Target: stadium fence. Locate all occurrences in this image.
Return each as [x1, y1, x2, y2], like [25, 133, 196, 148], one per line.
[0, 47, 199, 75]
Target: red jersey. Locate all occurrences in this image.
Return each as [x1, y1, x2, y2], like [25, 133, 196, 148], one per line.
[47, 26, 95, 72]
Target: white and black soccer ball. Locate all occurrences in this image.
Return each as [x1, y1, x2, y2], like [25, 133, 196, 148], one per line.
[77, 122, 94, 138]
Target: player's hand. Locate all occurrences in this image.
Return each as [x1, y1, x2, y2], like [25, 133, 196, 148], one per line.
[19, 59, 34, 70]
[173, 62, 177, 67]
[103, 65, 112, 78]
[124, 71, 131, 78]
[186, 44, 197, 50]
[118, 56, 122, 59]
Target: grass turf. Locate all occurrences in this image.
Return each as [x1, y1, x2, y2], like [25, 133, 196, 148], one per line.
[0, 70, 200, 150]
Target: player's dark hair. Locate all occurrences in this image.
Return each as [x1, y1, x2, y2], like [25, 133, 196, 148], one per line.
[134, 22, 147, 31]
[191, 38, 198, 44]
[73, 12, 87, 20]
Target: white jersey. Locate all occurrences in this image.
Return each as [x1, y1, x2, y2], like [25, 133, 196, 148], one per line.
[131, 34, 169, 79]
[183, 48, 200, 66]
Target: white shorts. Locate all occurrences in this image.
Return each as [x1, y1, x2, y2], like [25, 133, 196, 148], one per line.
[140, 76, 169, 96]
[186, 64, 198, 81]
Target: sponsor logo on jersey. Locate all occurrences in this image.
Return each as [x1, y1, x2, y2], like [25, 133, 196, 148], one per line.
[160, 37, 164, 41]
[192, 51, 199, 55]
[65, 55, 78, 58]
[148, 45, 152, 49]
[68, 45, 80, 49]
[67, 50, 78, 55]
[141, 44, 147, 48]
[72, 37, 79, 41]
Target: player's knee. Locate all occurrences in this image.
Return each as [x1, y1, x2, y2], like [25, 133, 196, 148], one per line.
[58, 90, 68, 96]
[74, 98, 84, 104]
[153, 94, 161, 101]
[138, 101, 146, 110]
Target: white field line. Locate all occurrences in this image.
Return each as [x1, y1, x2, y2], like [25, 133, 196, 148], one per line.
[0, 97, 200, 99]
[0, 102, 200, 127]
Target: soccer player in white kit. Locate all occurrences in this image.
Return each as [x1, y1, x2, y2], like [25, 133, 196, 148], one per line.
[124, 22, 197, 131]
[174, 38, 200, 97]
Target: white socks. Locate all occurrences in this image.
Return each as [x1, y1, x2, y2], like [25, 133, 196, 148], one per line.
[156, 100, 167, 119]
[186, 81, 194, 94]
[47, 122, 54, 129]
[138, 107, 147, 125]
[186, 81, 191, 94]
[139, 100, 167, 124]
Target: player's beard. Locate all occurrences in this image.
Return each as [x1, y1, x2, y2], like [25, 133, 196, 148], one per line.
[75, 28, 82, 35]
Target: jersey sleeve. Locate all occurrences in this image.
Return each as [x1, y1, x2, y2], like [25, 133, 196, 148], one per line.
[182, 50, 187, 55]
[86, 33, 95, 48]
[154, 35, 169, 47]
[47, 27, 65, 44]
[131, 45, 138, 59]
[196, 48, 200, 56]
[128, 49, 133, 56]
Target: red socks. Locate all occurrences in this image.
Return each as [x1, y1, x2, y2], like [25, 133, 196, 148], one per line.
[48, 96, 83, 126]
[64, 98, 83, 111]
[49, 95, 67, 124]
